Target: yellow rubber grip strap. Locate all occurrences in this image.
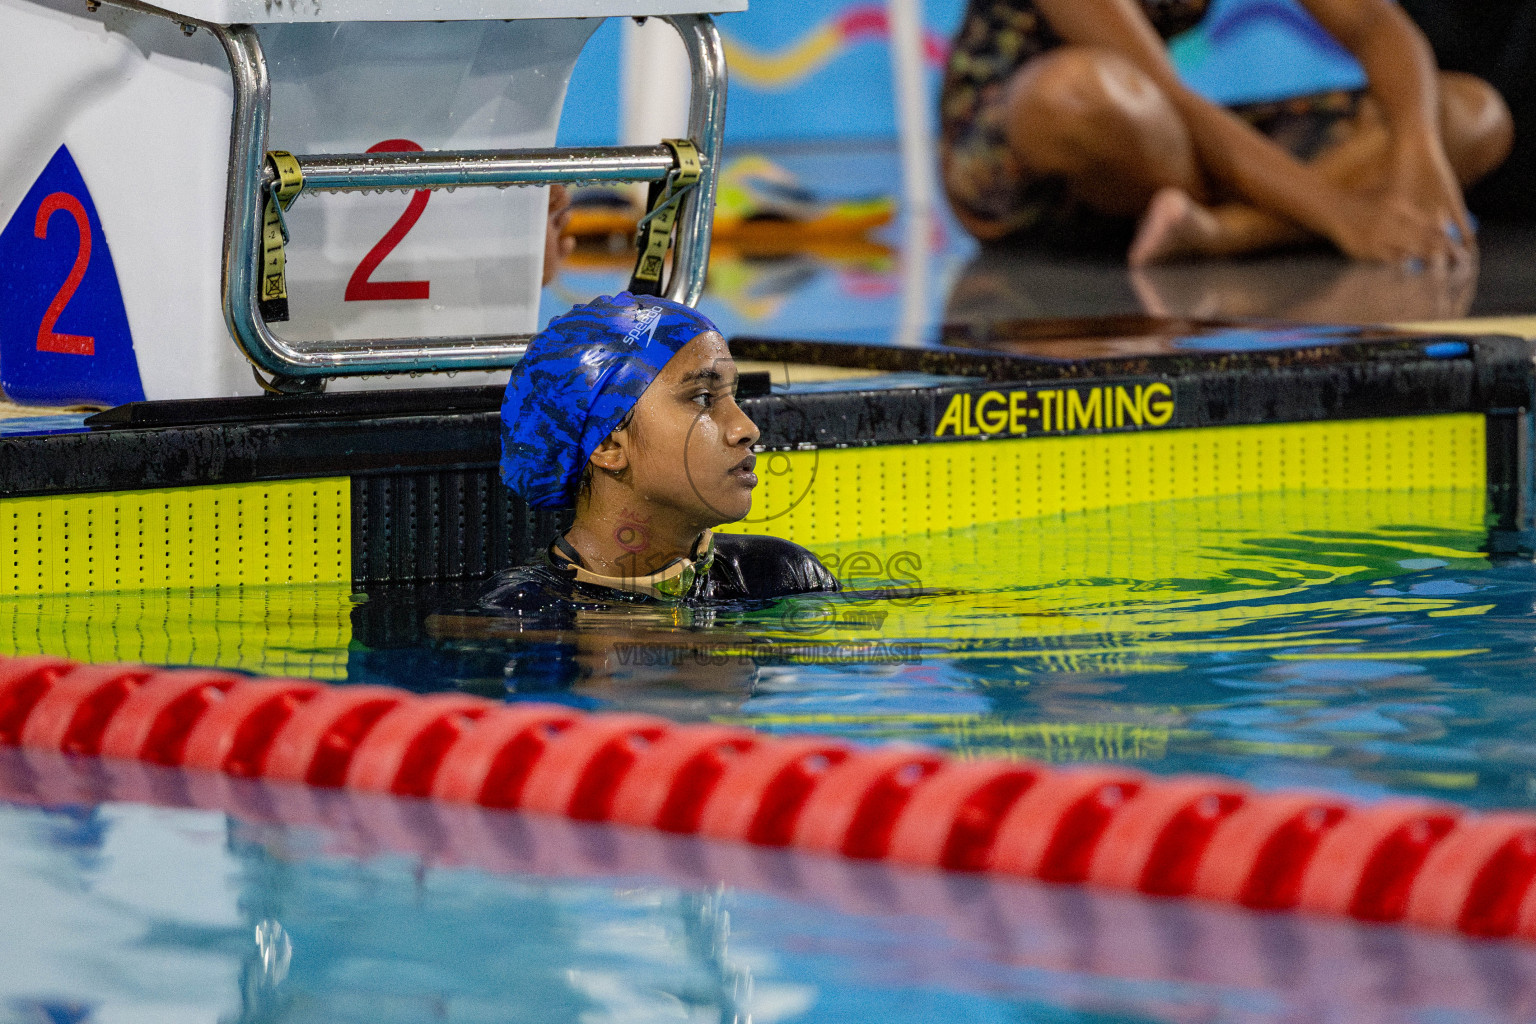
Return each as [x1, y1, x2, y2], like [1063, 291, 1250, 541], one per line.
[666, 137, 701, 187]
[260, 150, 304, 321]
[269, 150, 303, 209]
[631, 139, 701, 291]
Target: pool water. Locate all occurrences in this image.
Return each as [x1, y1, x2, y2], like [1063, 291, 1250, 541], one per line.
[8, 757, 1536, 1024]
[4, 485, 1527, 805]
[8, 484, 1536, 1020]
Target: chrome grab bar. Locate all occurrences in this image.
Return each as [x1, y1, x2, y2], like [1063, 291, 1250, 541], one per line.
[209, 14, 727, 392]
[277, 146, 683, 194]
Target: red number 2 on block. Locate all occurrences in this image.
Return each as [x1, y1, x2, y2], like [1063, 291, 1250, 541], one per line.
[344, 139, 431, 302]
[33, 192, 95, 355]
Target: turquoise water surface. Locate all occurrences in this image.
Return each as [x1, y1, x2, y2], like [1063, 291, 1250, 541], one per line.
[8, 486, 1536, 1021]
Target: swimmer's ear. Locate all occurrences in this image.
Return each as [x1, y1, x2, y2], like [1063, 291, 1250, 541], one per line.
[589, 429, 629, 473]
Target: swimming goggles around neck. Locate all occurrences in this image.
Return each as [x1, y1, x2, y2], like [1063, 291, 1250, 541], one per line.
[551, 530, 715, 601]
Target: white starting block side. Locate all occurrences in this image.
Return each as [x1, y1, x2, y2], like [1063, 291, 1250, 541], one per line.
[0, 0, 734, 406]
[262, 17, 601, 393]
[0, 1, 236, 404]
[135, 0, 744, 24]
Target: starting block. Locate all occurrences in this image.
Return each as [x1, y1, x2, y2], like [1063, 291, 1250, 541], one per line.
[0, 0, 741, 403]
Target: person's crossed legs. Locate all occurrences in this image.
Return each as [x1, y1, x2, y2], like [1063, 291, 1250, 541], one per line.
[999, 45, 1513, 264]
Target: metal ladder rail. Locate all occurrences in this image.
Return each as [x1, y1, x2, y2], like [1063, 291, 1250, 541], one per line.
[206, 14, 726, 391]
[280, 147, 683, 194]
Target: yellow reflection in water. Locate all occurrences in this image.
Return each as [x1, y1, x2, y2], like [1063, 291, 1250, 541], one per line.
[0, 583, 353, 679]
[0, 486, 1498, 777]
[767, 487, 1489, 658]
[727, 488, 1493, 764]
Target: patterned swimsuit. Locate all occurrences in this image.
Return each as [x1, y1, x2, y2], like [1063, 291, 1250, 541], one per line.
[940, 0, 1364, 242]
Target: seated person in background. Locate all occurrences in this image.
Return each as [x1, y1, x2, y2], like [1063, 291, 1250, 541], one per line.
[941, 0, 1514, 266]
[482, 292, 838, 614]
[543, 183, 575, 286]
[1395, 0, 1536, 220]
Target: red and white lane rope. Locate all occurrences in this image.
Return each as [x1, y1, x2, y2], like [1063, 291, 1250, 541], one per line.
[3, 654, 1535, 939]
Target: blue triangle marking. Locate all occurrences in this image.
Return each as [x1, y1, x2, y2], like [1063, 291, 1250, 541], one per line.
[0, 145, 144, 406]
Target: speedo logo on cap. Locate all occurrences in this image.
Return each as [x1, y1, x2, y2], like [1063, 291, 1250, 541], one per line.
[623, 306, 663, 348]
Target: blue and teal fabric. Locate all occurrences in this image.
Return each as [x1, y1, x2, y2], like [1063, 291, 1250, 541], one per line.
[501, 292, 719, 508]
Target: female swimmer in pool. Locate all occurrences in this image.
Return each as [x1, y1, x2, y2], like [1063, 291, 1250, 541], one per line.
[481, 292, 838, 613]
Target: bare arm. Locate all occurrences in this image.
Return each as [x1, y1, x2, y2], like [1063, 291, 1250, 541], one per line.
[1033, 0, 1461, 262]
[1298, 0, 1471, 240]
[1301, 0, 1437, 138]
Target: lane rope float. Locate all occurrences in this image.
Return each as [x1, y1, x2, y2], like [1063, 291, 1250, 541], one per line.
[5, 652, 1536, 941]
[259, 150, 304, 323]
[629, 138, 701, 296]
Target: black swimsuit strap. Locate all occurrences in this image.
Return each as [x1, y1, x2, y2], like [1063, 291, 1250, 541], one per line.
[551, 534, 584, 570]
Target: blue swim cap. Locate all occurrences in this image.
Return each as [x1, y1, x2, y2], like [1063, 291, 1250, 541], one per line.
[501, 292, 720, 508]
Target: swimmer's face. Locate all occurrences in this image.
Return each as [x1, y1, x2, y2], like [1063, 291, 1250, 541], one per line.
[616, 331, 760, 525]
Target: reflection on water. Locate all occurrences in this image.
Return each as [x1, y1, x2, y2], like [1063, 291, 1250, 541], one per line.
[0, 794, 799, 1024]
[9, 486, 1536, 1022]
[9, 767, 1536, 1024]
[1128, 259, 1477, 324]
[393, 487, 1536, 810]
[756, 489, 1527, 806]
[941, 237, 1482, 328]
[4, 488, 1536, 809]
[0, 582, 352, 680]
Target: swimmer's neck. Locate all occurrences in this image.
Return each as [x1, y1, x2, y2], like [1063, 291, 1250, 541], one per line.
[564, 500, 711, 579]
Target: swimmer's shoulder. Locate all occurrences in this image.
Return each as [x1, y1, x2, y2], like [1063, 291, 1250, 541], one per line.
[479, 552, 651, 615]
[709, 534, 840, 601]
[478, 560, 575, 614]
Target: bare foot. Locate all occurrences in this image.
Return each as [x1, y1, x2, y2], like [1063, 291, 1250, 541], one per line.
[1128, 187, 1222, 267]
